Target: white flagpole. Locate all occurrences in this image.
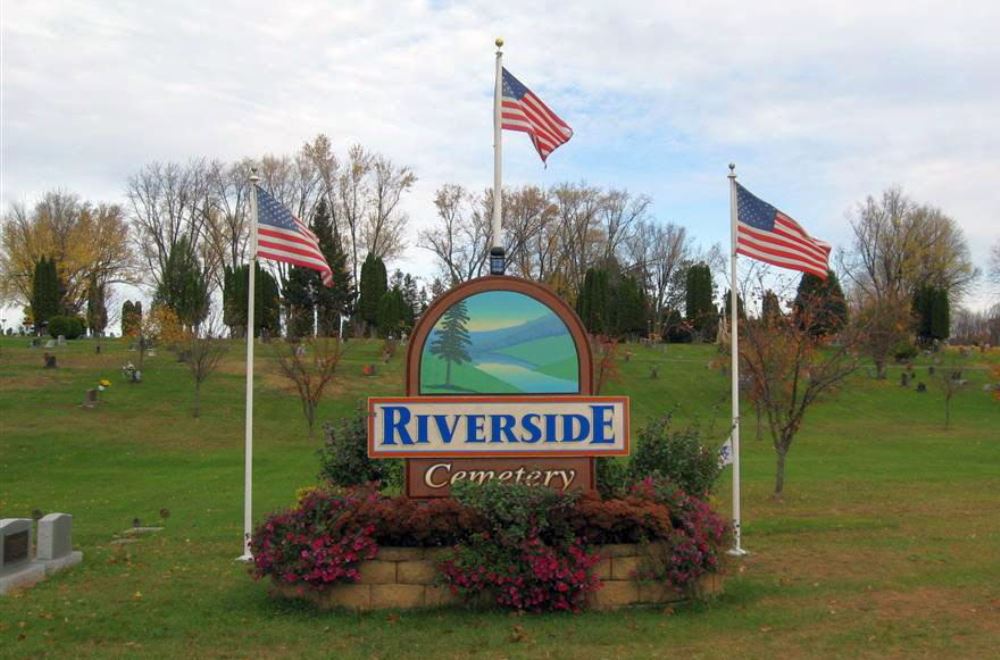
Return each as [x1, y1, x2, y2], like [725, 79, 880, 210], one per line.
[490, 37, 505, 275]
[728, 163, 748, 556]
[237, 169, 259, 561]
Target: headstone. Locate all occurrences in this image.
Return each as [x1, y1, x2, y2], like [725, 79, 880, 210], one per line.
[95, 344, 101, 354]
[45, 339, 56, 349]
[916, 382, 927, 393]
[0, 519, 32, 571]
[83, 389, 98, 408]
[33, 513, 83, 577]
[928, 365, 935, 376]
[650, 366, 659, 379]
[36, 514, 72, 560]
[900, 373, 910, 387]
[44, 353, 57, 369]
[57, 335, 66, 346]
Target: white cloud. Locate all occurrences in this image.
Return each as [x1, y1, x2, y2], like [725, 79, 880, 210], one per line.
[2, 0, 997, 308]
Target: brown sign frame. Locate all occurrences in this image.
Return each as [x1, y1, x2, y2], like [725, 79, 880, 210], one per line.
[400, 275, 600, 498]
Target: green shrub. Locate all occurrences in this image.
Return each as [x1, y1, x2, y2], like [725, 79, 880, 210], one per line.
[317, 407, 401, 489]
[595, 457, 628, 499]
[893, 341, 919, 362]
[628, 415, 721, 497]
[48, 315, 85, 339]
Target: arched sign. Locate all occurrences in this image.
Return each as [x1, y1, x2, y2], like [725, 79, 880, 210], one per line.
[368, 276, 629, 497]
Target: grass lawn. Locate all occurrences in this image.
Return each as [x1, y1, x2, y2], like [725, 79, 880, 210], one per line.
[0, 336, 998, 658]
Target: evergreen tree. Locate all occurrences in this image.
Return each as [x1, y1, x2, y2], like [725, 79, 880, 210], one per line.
[283, 266, 315, 339]
[761, 290, 784, 325]
[722, 289, 746, 321]
[358, 253, 387, 335]
[615, 274, 647, 337]
[376, 287, 410, 337]
[310, 200, 353, 336]
[577, 267, 611, 335]
[402, 274, 420, 325]
[86, 274, 108, 337]
[914, 285, 950, 345]
[122, 300, 135, 336]
[155, 236, 209, 329]
[223, 263, 281, 338]
[429, 298, 471, 388]
[31, 257, 60, 332]
[685, 263, 715, 340]
[931, 287, 950, 342]
[794, 270, 848, 337]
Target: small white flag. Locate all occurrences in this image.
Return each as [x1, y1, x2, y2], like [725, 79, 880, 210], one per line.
[718, 436, 734, 468]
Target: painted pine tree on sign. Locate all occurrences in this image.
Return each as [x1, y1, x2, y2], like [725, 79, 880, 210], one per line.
[429, 299, 471, 388]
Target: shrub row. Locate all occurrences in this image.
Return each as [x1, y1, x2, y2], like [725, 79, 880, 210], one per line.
[251, 478, 728, 613]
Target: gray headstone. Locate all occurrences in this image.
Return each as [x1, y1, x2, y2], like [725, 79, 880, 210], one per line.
[0, 518, 33, 572]
[36, 513, 72, 560]
[57, 335, 66, 345]
[45, 339, 56, 348]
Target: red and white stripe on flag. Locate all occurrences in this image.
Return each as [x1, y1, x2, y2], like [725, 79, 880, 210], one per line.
[500, 68, 573, 163]
[255, 187, 333, 287]
[735, 183, 830, 279]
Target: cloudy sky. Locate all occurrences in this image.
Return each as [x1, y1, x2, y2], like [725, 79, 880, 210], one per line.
[2, 0, 998, 309]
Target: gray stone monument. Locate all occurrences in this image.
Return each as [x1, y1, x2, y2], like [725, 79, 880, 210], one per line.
[57, 335, 66, 346]
[36, 513, 82, 575]
[0, 518, 45, 595]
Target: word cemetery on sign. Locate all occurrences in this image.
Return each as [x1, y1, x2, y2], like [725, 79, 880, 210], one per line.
[368, 396, 629, 458]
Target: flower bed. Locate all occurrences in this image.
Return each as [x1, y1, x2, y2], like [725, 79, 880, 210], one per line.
[252, 479, 727, 613]
[269, 543, 724, 611]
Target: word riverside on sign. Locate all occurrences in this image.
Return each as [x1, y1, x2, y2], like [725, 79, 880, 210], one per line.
[368, 396, 629, 458]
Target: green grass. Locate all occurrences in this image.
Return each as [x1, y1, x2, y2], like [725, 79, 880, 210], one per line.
[1, 337, 998, 658]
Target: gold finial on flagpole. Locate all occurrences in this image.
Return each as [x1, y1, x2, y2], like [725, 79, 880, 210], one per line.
[495, 37, 504, 49]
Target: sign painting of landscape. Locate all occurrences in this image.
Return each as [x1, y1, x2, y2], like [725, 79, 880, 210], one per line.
[420, 290, 579, 394]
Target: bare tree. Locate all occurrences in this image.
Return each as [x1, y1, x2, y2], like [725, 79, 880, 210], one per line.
[841, 187, 978, 303]
[627, 220, 690, 326]
[274, 338, 344, 435]
[419, 184, 491, 286]
[338, 145, 372, 292]
[854, 293, 913, 379]
[598, 189, 649, 263]
[364, 154, 416, 262]
[126, 160, 212, 290]
[740, 294, 861, 497]
[180, 334, 228, 418]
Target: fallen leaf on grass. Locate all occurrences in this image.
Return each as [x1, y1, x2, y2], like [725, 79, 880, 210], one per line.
[509, 624, 529, 643]
[132, 591, 142, 600]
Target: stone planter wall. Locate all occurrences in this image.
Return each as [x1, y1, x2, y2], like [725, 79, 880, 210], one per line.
[270, 544, 723, 611]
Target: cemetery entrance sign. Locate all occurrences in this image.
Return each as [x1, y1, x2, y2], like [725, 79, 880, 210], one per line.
[367, 276, 630, 497]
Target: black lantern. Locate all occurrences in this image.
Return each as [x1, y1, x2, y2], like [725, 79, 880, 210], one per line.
[489, 247, 505, 275]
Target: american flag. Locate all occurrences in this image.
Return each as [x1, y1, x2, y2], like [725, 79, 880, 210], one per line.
[736, 183, 830, 279]
[501, 68, 573, 163]
[255, 186, 333, 287]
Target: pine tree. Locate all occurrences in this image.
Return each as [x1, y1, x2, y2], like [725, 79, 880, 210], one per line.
[155, 236, 209, 330]
[761, 290, 783, 325]
[31, 257, 60, 332]
[429, 298, 471, 388]
[794, 270, 848, 337]
[86, 274, 108, 337]
[685, 263, 715, 340]
[223, 263, 281, 338]
[376, 287, 410, 337]
[122, 300, 135, 336]
[914, 285, 949, 345]
[358, 253, 387, 335]
[577, 267, 611, 335]
[310, 200, 352, 337]
[722, 289, 746, 321]
[283, 266, 315, 339]
[615, 275, 647, 338]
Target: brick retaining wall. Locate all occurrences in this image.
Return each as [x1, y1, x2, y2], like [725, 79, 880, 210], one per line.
[270, 544, 723, 611]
